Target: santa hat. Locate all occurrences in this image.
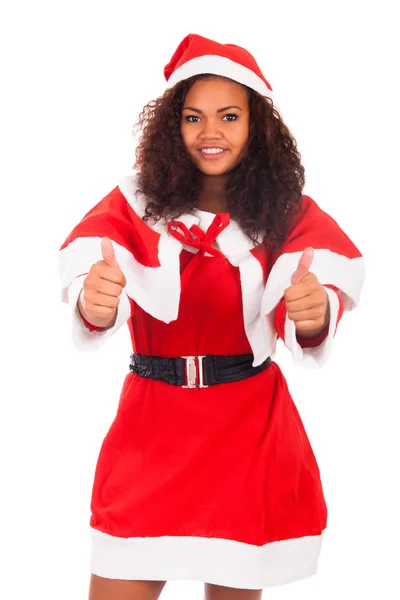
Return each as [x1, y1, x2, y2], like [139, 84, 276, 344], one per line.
[164, 33, 273, 100]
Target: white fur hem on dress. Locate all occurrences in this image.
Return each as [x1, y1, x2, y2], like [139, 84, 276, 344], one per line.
[89, 527, 324, 589]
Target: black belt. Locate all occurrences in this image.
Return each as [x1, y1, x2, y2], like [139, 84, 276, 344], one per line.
[129, 353, 272, 388]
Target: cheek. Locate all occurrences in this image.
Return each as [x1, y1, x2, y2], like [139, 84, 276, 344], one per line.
[180, 123, 195, 148]
[231, 123, 249, 150]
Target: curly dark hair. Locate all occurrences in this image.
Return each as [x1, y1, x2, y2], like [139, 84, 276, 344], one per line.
[133, 74, 305, 251]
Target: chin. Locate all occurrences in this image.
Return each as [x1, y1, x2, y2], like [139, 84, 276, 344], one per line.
[192, 154, 242, 176]
[195, 162, 236, 176]
[199, 168, 228, 176]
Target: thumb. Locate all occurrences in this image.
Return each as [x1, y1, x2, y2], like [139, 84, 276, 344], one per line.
[291, 246, 314, 285]
[101, 237, 120, 268]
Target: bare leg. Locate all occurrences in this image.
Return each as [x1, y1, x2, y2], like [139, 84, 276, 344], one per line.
[89, 574, 167, 600]
[204, 582, 263, 600]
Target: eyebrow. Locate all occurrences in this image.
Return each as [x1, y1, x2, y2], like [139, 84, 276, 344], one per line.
[182, 105, 243, 113]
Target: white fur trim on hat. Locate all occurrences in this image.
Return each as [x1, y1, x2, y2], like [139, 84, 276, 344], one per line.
[166, 54, 273, 99]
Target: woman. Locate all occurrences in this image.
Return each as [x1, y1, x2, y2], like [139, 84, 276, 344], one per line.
[58, 34, 365, 600]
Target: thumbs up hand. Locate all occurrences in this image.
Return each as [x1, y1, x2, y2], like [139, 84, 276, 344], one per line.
[283, 247, 330, 339]
[78, 237, 127, 328]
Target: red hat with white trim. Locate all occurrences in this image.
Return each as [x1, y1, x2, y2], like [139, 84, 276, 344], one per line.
[164, 33, 273, 100]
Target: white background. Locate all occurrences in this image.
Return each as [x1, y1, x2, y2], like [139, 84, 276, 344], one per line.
[1, 0, 399, 598]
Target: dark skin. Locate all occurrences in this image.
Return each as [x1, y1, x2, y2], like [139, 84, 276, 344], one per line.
[180, 77, 250, 215]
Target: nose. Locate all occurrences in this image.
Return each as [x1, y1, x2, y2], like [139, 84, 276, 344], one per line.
[199, 118, 223, 139]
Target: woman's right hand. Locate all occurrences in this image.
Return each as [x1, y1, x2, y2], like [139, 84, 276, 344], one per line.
[78, 237, 127, 328]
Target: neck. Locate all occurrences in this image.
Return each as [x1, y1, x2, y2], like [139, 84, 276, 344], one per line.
[197, 175, 228, 214]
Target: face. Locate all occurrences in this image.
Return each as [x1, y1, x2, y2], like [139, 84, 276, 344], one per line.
[180, 77, 250, 176]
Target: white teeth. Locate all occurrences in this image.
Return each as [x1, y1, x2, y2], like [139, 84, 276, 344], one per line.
[201, 148, 225, 154]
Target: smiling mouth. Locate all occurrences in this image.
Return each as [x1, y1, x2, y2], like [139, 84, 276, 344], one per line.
[198, 148, 228, 158]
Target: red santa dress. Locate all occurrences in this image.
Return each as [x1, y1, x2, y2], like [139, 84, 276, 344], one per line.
[58, 172, 365, 589]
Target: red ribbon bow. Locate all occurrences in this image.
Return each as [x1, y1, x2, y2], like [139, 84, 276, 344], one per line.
[167, 213, 230, 288]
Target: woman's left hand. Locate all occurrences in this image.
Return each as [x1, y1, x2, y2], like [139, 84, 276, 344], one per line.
[284, 247, 330, 339]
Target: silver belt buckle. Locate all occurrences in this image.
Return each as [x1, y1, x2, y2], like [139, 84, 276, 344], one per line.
[181, 356, 208, 388]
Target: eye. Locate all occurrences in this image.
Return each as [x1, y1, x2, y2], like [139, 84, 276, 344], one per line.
[184, 113, 239, 123]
